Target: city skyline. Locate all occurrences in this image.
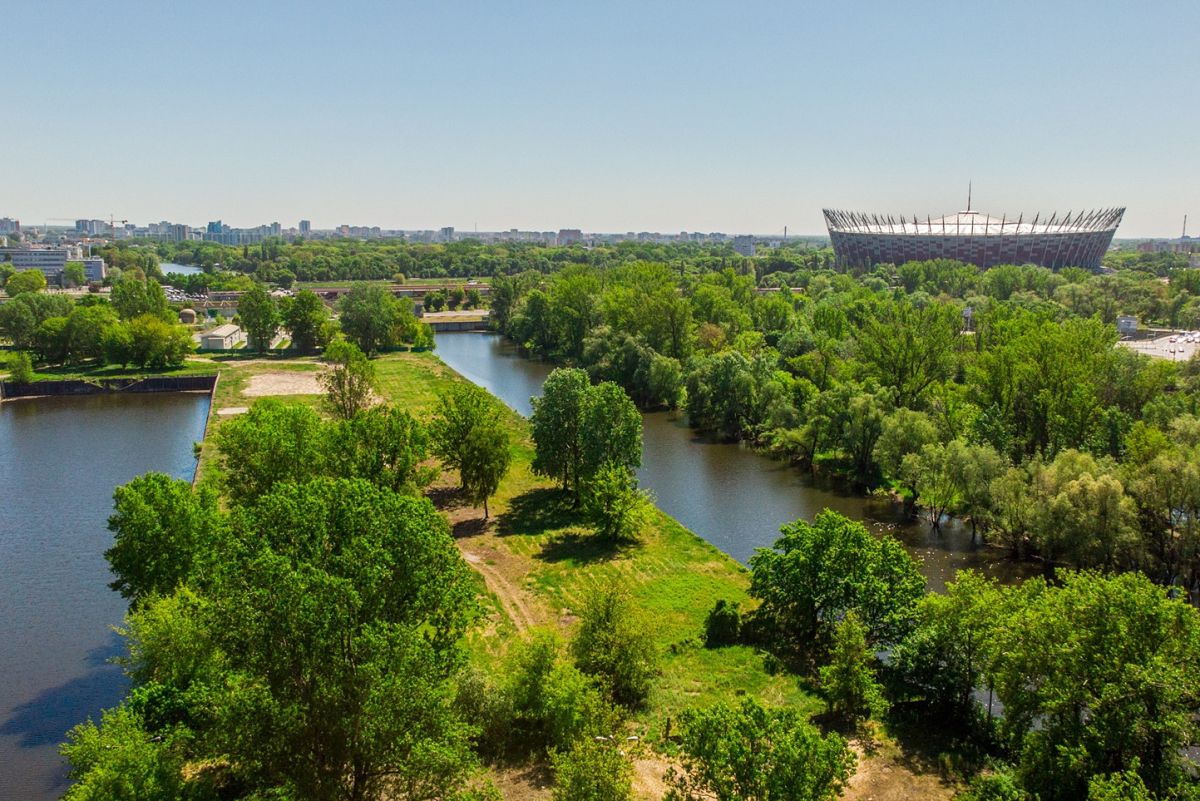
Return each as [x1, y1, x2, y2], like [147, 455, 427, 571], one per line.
[6, 0, 1199, 238]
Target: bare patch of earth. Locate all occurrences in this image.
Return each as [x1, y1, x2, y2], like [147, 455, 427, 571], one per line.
[242, 372, 325, 396]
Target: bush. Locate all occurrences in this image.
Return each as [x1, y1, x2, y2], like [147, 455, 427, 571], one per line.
[571, 587, 657, 709]
[7, 350, 35, 383]
[703, 599, 742, 647]
[552, 739, 633, 801]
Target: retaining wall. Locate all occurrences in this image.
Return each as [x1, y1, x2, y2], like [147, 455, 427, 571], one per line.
[0, 374, 218, 401]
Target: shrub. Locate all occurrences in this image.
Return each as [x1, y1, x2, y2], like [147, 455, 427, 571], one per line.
[571, 587, 657, 709]
[552, 739, 633, 801]
[703, 600, 742, 647]
[7, 350, 34, 383]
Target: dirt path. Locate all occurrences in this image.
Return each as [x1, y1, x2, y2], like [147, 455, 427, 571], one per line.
[461, 548, 540, 632]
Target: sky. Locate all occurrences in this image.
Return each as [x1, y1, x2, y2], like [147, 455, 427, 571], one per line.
[5, 0, 1198, 238]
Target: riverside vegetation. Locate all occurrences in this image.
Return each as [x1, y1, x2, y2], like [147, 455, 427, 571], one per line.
[10, 239, 1200, 799]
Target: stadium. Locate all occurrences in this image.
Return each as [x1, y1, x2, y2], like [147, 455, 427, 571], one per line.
[823, 206, 1125, 270]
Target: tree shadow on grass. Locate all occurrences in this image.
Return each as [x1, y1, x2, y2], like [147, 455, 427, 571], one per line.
[536, 530, 631, 565]
[497, 487, 584, 538]
[452, 517, 488, 539]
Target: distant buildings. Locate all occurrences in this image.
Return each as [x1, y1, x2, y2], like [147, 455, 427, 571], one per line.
[0, 218, 19, 235]
[557, 228, 583, 246]
[0, 246, 79, 278]
[299, 220, 311, 237]
[82, 257, 106, 282]
[732, 235, 756, 257]
[438, 226, 455, 243]
[1116, 315, 1139, 336]
[824, 207, 1125, 270]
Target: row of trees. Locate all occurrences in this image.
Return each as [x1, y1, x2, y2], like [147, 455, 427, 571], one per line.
[486, 259, 1200, 588]
[0, 273, 193, 370]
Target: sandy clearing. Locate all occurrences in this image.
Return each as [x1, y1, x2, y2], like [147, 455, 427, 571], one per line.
[216, 406, 249, 416]
[843, 742, 958, 801]
[242, 372, 325, 396]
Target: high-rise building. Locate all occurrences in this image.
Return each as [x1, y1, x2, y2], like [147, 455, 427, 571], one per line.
[439, 226, 455, 243]
[299, 220, 311, 237]
[557, 228, 583, 246]
[0, 218, 19, 234]
[206, 220, 223, 234]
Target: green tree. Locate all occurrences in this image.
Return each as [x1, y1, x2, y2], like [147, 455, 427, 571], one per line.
[665, 698, 854, 801]
[106, 474, 225, 604]
[65, 304, 120, 363]
[5, 269, 47, 295]
[579, 381, 643, 483]
[570, 587, 657, 709]
[7, 350, 35, 382]
[856, 298, 961, 407]
[338, 282, 408, 355]
[61, 704, 190, 801]
[63, 261, 87, 287]
[215, 399, 328, 503]
[123, 314, 192, 368]
[459, 415, 511, 519]
[430, 382, 503, 485]
[326, 405, 434, 494]
[988, 571, 1200, 800]
[749, 510, 924, 654]
[552, 739, 633, 801]
[111, 274, 170, 320]
[320, 339, 377, 420]
[0, 292, 72, 348]
[891, 570, 1005, 715]
[282, 289, 330, 353]
[819, 610, 888, 727]
[237, 283, 279, 351]
[531, 368, 590, 497]
[873, 408, 940, 491]
[583, 462, 650, 541]
[210, 478, 479, 800]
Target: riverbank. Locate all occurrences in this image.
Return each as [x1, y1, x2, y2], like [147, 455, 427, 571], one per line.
[191, 349, 962, 800]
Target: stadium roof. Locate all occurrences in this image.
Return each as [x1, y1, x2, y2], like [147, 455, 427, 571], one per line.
[823, 208, 1125, 236]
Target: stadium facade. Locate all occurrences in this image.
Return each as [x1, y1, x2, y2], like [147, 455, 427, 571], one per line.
[823, 207, 1124, 270]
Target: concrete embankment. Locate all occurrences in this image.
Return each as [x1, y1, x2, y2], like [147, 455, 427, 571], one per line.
[0, 374, 218, 401]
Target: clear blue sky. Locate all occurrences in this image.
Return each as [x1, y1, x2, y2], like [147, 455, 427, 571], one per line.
[7, 0, 1198, 237]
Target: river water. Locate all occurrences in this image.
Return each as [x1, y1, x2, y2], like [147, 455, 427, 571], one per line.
[0, 393, 211, 801]
[434, 332, 1035, 591]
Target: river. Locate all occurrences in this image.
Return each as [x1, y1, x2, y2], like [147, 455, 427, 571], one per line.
[0, 393, 211, 801]
[434, 332, 1035, 591]
[160, 261, 203, 276]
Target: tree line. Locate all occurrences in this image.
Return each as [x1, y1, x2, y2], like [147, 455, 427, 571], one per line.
[487, 259, 1200, 594]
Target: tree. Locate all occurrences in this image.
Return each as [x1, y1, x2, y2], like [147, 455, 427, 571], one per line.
[531, 368, 590, 497]
[873, 408, 940, 491]
[215, 399, 328, 503]
[124, 314, 192, 368]
[282, 289, 330, 353]
[579, 381, 643, 485]
[749, 510, 924, 654]
[0, 292, 72, 348]
[459, 416, 511, 519]
[4, 269, 46, 295]
[320, 339, 377, 420]
[430, 382, 502, 482]
[106, 474, 225, 604]
[819, 610, 888, 727]
[63, 261, 87, 288]
[856, 298, 961, 407]
[61, 704, 190, 801]
[570, 587, 657, 709]
[583, 462, 650, 541]
[891, 570, 1005, 715]
[552, 739, 633, 801]
[111, 274, 170, 320]
[665, 698, 854, 801]
[326, 405, 434, 494]
[7, 350, 34, 383]
[988, 571, 1200, 800]
[338, 283, 407, 355]
[65, 304, 120, 363]
[237, 283, 279, 351]
[209, 478, 479, 801]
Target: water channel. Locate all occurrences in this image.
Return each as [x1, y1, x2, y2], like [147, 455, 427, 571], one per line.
[434, 332, 1036, 591]
[0, 393, 211, 801]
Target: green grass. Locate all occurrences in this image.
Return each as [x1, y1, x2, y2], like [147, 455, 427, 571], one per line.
[13, 359, 220, 382]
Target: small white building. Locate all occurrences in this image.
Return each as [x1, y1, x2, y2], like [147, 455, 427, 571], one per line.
[200, 323, 246, 350]
[1116, 315, 1139, 336]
